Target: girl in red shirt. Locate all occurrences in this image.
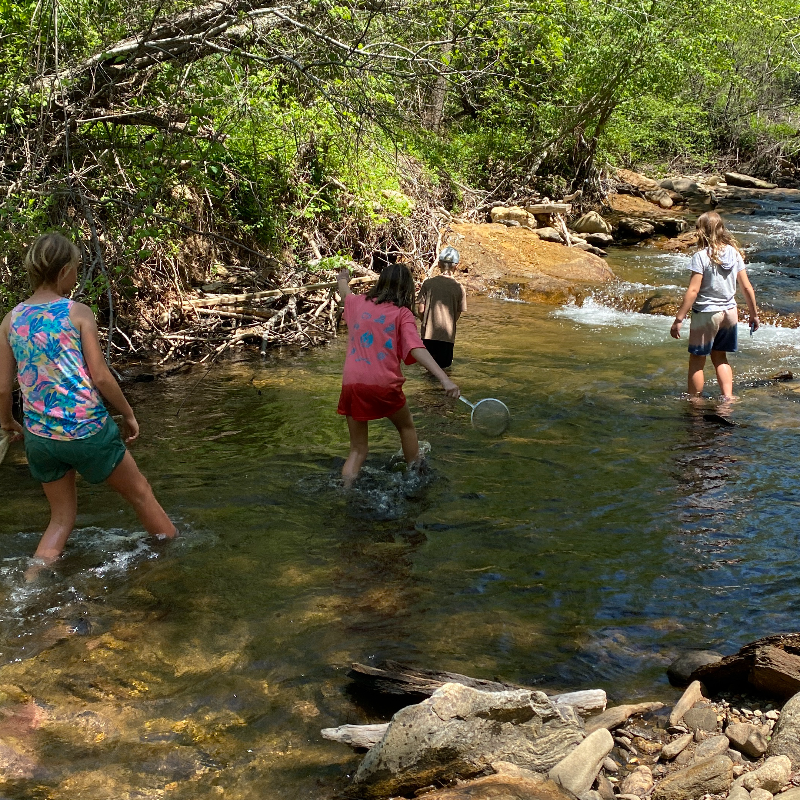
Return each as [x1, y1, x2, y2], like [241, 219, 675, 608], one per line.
[336, 263, 460, 487]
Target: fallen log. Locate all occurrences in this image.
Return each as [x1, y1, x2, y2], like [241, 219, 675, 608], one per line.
[347, 661, 606, 714]
[691, 633, 800, 698]
[182, 275, 377, 309]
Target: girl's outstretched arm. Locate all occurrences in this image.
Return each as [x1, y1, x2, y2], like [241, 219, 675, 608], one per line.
[670, 272, 703, 339]
[410, 347, 460, 398]
[71, 303, 139, 442]
[336, 268, 352, 300]
[737, 270, 760, 331]
[0, 314, 23, 440]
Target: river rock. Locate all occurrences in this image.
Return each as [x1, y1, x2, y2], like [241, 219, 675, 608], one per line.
[653, 217, 689, 236]
[535, 227, 564, 243]
[583, 232, 613, 246]
[585, 702, 664, 734]
[620, 765, 653, 796]
[695, 734, 732, 761]
[491, 206, 537, 226]
[644, 189, 673, 208]
[651, 755, 733, 800]
[352, 682, 585, 798]
[414, 767, 577, 799]
[549, 728, 613, 797]
[684, 705, 719, 732]
[616, 218, 656, 240]
[617, 169, 660, 191]
[728, 788, 750, 800]
[667, 651, 724, 686]
[739, 755, 791, 793]
[751, 790, 775, 800]
[773, 788, 800, 799]
[660, 176, 709, 195]
[660, 732, 693, 760]
[572, 211, 612, 235]
[669, 680, 705, 726]
[596, 773, 615, 799]
[768, 691, 800, 766]
[725, 172, 778, 190]
[727, 722, 769, 758]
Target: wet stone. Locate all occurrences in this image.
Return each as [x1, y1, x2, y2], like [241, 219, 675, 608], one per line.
[683, 706, 719, 732]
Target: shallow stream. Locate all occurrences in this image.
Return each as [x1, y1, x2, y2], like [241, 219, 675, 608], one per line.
[2, 197, 800, 798]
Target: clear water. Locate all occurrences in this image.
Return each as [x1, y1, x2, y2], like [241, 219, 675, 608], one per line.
[2, 197, 800, 798]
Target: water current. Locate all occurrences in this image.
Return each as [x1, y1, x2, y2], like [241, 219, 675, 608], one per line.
[2, 196, 800, 798]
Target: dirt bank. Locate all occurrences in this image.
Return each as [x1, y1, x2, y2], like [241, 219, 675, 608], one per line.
[448, 222, 615, 304]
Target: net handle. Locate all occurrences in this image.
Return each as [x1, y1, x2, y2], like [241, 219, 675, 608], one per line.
[459, 396, 476, 410]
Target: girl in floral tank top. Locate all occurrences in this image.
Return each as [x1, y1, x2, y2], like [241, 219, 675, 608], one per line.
[0, 233, 176, 572]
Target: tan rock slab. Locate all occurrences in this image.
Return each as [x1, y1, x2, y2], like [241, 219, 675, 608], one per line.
[660, 732, 693, 760]
[549, 728, 613, 797]
[669, 680, 704, 726]
[652, 755, 733, 800]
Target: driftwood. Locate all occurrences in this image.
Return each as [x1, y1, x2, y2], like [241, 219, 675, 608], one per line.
[347, 661, 606, 714]
[691, 633, 800, 698]
[181, 275, 376, 309]
[524, 203, 572, 215]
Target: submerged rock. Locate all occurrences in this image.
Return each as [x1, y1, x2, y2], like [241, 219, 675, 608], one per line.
[352, 682, 584, 798]
[667, 650, 724, 686]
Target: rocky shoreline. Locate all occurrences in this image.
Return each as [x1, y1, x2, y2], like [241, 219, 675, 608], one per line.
[446, 169, 800, 329]
[324, 638, 800, 800]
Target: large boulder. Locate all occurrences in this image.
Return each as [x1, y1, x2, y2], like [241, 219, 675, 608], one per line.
[738, 755, 792, 793]
[652, 755, 733, 800]
[660, 176, 710, 196]
[725, 172, 778, 190]
[572, 211, 612, 235]
[645, 188, 673, 208]
[768, 690, 800, 765]
[352, 682, 585, 798]
[616, 217, 656, 240]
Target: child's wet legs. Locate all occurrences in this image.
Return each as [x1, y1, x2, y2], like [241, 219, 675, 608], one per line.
[388, 404, 420, 466]
[34, 470, 78, 564]
[711, 349, 733, 398]
[688, 354, 706, 396]
[343, 416, 369, 488]
[106, 452, 176, 539]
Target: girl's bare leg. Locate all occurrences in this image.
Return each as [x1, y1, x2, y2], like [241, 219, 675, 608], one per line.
[688, 354, 706, 396]
[105, 452, 176, 539]
[710, 350, 733, 398]
[342, 416, 369, 488]
[388, 404, 420, 466]
[33, 470, 78, 564]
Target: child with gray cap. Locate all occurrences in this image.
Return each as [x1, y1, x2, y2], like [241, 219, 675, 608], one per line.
[417, 246, 467, 369]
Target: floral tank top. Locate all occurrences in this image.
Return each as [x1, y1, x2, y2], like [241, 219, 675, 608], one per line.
[8, 298, 107, 440]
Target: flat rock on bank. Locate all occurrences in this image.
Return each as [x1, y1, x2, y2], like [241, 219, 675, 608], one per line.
[450, 222, 614, 304]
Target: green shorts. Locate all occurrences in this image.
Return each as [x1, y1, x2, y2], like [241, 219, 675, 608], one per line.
[24, 417, 127, 484]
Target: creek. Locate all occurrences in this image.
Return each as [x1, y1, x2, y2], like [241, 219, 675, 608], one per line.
[1, 196, 800, 799]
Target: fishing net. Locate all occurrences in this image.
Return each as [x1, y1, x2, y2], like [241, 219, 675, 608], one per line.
[470, 398, 510, 436]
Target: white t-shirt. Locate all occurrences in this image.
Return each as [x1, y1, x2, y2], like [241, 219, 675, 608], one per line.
[689, 244, 745, 313]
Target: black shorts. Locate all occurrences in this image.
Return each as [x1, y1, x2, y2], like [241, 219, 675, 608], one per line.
[423, 339, 455, 369]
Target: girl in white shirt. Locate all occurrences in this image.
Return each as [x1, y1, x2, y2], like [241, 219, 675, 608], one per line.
[670, 212, 760, 399]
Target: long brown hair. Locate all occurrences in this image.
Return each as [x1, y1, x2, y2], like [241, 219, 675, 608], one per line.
[365, 262, 416, 310]
[695, 212, 744, 265]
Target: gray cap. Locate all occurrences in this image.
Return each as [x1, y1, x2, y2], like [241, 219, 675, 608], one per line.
[438, 245, 460, 264]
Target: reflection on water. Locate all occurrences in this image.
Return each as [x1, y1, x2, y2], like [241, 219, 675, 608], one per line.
[2, 199, 800, 797]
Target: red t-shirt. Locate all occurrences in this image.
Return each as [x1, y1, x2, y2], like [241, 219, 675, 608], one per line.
[342, 293, 423, 391]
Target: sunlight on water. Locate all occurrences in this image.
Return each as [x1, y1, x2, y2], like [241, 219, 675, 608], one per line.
[1, 198, 800, 798]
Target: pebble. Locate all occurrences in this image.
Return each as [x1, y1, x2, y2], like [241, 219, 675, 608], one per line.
[754, 710, 763, 717]
[766, 711, 780, 720]
[603, 757, 619, 773]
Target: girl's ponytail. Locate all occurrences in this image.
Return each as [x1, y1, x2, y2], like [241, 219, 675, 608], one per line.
[25, 233, 80, 289]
